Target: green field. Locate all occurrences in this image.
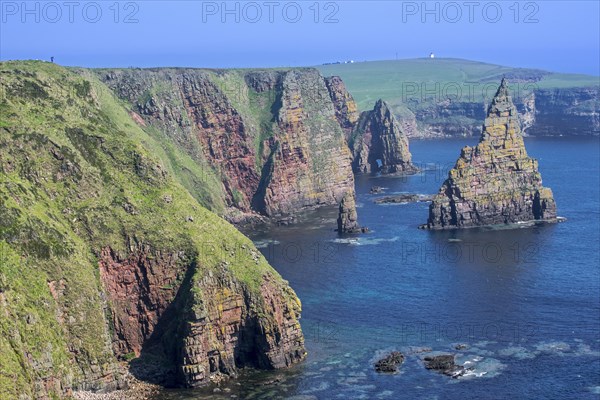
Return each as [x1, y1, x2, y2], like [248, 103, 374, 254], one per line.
[317, 58, 599, 110]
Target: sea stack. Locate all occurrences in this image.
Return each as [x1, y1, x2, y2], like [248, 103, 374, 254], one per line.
[337, 191, 369, 234]
[424, 78, 557, 229]
[350, 99, 416, 174]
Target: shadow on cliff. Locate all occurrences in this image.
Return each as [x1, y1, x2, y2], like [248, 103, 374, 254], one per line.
[126, 258, 292, 389]
[250, 90, 284, 215]
[127, 259, 198, 388]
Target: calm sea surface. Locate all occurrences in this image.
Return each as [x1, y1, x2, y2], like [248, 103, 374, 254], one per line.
[156, 137, 600, 400]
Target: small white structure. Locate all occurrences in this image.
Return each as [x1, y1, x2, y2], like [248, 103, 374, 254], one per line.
[430, 53, 435, 59]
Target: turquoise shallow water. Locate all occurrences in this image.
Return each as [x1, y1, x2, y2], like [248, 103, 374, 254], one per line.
[156, 137, 600, 400]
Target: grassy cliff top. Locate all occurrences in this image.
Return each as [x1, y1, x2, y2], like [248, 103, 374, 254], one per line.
[317, 58, 600, 110]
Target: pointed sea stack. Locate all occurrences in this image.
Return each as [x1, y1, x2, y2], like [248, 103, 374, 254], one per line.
[423, 78, 558, 229]
[350, 99, 416, 174]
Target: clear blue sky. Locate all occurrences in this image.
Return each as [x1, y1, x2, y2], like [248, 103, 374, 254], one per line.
[1, 1, 599, 75]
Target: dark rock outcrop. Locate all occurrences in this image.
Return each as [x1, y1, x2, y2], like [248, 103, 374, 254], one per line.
[337, 192, 368, 234]
[374, 351, 405, 373]
[424, 79, 558, 229]
[423, 354, 467, 378]
[374, 194, 434, 204]
[350, 99, 416, 174]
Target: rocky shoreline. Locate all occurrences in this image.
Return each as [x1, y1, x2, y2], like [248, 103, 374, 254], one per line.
[73, 375, 160, 400]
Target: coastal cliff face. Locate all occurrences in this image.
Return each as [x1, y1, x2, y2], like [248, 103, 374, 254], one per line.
[0, 61, 305, 398]
[350, 100, 415, 174]
[98, 241, 304, 387]
[524, 87, 600, 136]
[177, 271, 304, 387]
[97, 68, 355, 219]
[252, 70, 355, 216]
[317, 60, 599, 138]
[324, 76, 360, 138]
[424, 79, 557, 229]
[409, 99, 484, 138]
[408, 87, 600, 138]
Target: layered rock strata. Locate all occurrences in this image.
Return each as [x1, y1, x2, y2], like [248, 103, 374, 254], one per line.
[324, 76, 360, 138]
[97, 68, 355, 219]
[349, 100, 416, 174]
[424, 79, 557, 229]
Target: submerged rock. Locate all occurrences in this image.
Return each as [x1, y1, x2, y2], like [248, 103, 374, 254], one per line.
[374, 194, 434, 204]
[276, 216, 297, 226]
[337, 192, 369, 234]
[423, 78, 558, 229]
[408, 347, 433, 354]
[374, 351, 405, 373]
[369, 186, 385, 194]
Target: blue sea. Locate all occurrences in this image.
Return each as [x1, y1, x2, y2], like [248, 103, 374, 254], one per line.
[157, 137, 600, 400]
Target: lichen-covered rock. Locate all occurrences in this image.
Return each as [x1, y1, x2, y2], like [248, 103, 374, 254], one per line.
[177, 272, 305, 387]
[324, 76, 360, 139]
[252, 70, 355, 217]
[424, 78, 558, 229]
[350, 99, 416, 174]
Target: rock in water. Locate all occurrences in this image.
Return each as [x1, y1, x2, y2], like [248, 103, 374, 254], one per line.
[350, 99, 417, 174]
[424, 78, 557, 229]
[423, 354, 467, 378]
[374, 351, 405, 373]
[337, 192, 368, 234]
[374, 194, 434, 204]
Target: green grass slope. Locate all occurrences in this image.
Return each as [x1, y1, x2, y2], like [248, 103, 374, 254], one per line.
[317, 58, 599, 110]
[0, 60, 294, 398]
